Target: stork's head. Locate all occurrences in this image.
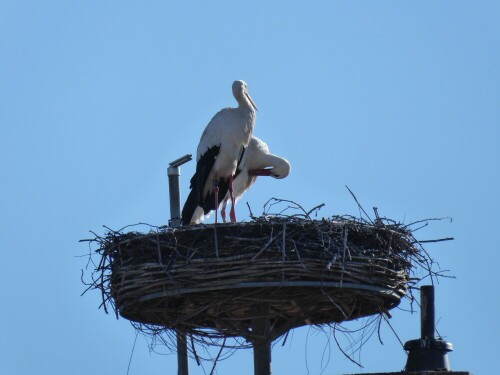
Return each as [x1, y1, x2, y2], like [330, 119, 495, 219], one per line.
[270, 158, 291, 179]
[232, 80, 258, 111]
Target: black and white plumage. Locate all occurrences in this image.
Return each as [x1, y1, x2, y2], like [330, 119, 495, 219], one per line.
[220, 136, 291, 222]
[182, 80, 257, 225]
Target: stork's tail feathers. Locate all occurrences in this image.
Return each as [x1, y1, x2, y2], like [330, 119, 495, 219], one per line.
[181, 189, 200, 225]
[182, 178, 231, 225]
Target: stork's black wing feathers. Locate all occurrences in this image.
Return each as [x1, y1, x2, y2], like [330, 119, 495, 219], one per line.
[181, 189, 199, 225]
[200, 146, 246, 214]
[181, 145, 247, 225]
[235, 146, 246, 178]
[195, 145, 220, 203]
[182, 145, 220, 225]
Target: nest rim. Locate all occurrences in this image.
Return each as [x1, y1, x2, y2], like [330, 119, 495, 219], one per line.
[135, 280, 402, 303]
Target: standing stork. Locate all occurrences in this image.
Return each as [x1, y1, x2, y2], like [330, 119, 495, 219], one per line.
[182, 80, 258, 225]
[220, 136, 291, 222]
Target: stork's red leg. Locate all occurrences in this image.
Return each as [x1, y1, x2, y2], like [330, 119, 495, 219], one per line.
[228, 175, 237, 223]
[221, 206, 227, 223]
[213, 179, 219, 224]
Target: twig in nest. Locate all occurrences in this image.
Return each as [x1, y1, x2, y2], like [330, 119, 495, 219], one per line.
[404, 217, 453, 229]
[190, 335, 202, 366]
[382, 313, 405, 349]
[263, 198, 324, 220]
[417, 237, 454, 244]
[209, 337, 226, 375]
[333, 328, 363, 368]
[246, 202, 256, 220]
[345, 185, 373, 224]
[213, 225, 219, 258]
[307, 203, 325, 218]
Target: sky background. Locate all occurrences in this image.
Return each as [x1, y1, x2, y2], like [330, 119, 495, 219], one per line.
[1, 1, 499, 374]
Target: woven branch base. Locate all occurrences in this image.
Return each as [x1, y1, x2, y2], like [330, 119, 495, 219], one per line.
[91, 217, 421, 343]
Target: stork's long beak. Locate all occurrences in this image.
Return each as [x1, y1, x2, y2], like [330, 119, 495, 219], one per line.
[248, 168, 272, 176]
[245, 91, 258, 111]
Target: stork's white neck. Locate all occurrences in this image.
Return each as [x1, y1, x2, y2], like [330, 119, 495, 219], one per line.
[234, 93, 253, 112]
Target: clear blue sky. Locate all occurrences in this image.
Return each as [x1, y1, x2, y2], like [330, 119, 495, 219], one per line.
[1, 1, 499, 374]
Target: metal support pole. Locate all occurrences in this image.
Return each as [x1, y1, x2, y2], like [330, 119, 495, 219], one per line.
[167, 154, 192, 375]
[253, 337, 271, 375]
[177, 332, 189, 375]
[252, 305, 272, 375]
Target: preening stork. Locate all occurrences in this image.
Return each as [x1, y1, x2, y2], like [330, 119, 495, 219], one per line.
[220, 136, 291, 223]
[182, 80, 258, 225]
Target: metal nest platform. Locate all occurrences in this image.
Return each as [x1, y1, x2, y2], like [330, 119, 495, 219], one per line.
[84, 215, 429, 345]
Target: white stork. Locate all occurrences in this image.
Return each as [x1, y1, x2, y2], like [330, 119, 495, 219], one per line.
[220, 136, 291, 222]
[182, 80, 258, 225]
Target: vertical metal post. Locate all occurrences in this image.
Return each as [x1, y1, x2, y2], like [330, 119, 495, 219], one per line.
[176, 332, 188, 375]
[168, 154, 191, 227]
[253, 336, 271, 375]
[167, 154, 192, 375]
[252, 304, 272, 375]
[168, 166, 181, 227]
[421, 285, 435, 339]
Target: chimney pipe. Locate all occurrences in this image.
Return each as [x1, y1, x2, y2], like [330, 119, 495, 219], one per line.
[403, 285, 453, 372]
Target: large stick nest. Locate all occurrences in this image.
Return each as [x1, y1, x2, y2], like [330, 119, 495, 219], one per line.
[83, 211, 438, 345]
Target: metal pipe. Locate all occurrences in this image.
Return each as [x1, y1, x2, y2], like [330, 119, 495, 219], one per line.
[168, 167, 181, 227]
[167, 154, 192, 375]
[421, 285, 435, 339]
[167, 154, 192, 228]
